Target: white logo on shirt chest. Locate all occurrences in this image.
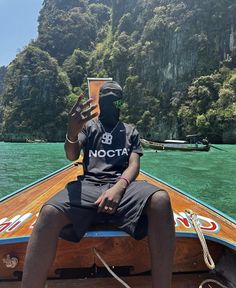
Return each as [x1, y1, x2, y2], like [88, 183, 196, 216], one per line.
[89, 148, 128, 158]
[101, 132, 113, 145]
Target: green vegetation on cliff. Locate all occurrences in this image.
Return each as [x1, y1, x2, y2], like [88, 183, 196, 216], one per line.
[1, 46, 71, 141]
[179, 63, 236, 143]
[0, 0, 235, 143]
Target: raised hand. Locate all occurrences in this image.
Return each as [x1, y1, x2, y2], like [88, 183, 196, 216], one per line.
[67, 93, 98, 140]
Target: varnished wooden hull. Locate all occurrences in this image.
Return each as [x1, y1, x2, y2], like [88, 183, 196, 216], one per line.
[0, 163, 235, 286]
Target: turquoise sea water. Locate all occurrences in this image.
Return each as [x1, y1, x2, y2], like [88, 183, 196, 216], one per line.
[0, 142, 235, 219]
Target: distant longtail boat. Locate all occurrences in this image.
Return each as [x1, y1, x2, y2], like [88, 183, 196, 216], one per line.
[141, 138, 210, 152]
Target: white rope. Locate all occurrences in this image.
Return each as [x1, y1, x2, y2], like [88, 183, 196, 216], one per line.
[185, 209, 215, 270]
[199, 278, 229, 288]
[93, 248, 132, 288]
[94, 222, 230, 288]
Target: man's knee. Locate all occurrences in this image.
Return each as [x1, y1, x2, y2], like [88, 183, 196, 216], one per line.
[147, 190, 172, 215]
[36, 205, 70, 231]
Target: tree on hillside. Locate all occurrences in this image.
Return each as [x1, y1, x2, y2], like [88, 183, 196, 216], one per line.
[37, 0, 97, 63]
[178, 66, 236, 143]
[63, 49, 88, 88]
[2, 45, 71, 141]
[89, 3, 111, 30]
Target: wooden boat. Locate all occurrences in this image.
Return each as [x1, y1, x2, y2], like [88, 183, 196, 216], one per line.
[25, 138, 47, 143]
[0, 162, 236, 287]
[0, 79, 235, 287]
[140, 138, 210, 152]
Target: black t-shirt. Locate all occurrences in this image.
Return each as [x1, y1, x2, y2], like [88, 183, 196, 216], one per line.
[78, 120, 143, 183]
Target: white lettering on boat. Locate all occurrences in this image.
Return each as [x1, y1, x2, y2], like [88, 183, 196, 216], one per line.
[0, 211, 220, 234]
[195, 215, 220, 232]
[174, 212, 192, 228]
[0, 213, 32, 233]
[174, 212, 220, 233]
[89, 148, 128, 158]
[29, 212, 39, 229]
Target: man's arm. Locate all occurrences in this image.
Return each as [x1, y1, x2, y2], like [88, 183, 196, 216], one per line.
[95, 152, 141, 213]
[64, 140, 83, 161]
[115, 152, 140, 190]
[64, 94, 98, 161]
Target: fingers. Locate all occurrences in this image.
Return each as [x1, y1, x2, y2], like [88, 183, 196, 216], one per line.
[97, 198, 105, 213]
[69, 94, 92, 115]
[77, 99, 93, 115]
[69, 94, 98, 122]
[80, 102, 98, 121]
[69, 93, 84, 115]
[81, 103, 97, 118]
[97, 198, 118, 214]
[81, 98, 94, 109]
[86, 111, 99, 121]
[106, 201, 117, 214]
[94, 195, 102, 205]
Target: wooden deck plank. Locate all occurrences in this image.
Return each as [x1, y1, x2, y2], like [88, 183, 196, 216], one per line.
[0, 273, 227, 288]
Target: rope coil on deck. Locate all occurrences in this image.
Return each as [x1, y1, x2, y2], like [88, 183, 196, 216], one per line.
[94, 248, 132, 288]
[185, 209, 215, 270]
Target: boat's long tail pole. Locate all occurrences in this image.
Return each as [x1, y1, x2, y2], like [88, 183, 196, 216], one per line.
[210, 144, 227, 152]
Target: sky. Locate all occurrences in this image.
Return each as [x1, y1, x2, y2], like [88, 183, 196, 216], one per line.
[0, 0, 44, 67]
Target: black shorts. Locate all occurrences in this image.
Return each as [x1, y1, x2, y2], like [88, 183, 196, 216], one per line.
[43, 178, 161, 242]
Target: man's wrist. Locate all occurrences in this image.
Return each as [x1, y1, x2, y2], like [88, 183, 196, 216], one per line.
[66, 133, 79, 144]
[118, 176, 131, 186]
[115, 178, 129, 191]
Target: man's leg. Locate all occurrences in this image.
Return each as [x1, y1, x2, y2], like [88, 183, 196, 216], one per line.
[146, 190, 175, 288]
[21, 205, 70, 288]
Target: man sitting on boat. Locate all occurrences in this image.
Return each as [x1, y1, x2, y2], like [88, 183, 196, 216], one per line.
[21, 81, 175, 288]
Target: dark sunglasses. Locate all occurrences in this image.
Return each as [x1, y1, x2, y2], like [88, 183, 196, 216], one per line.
[113, 99, 124, 108]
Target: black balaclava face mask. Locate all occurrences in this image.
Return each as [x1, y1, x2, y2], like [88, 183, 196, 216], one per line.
[99, 81, 123, 128]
